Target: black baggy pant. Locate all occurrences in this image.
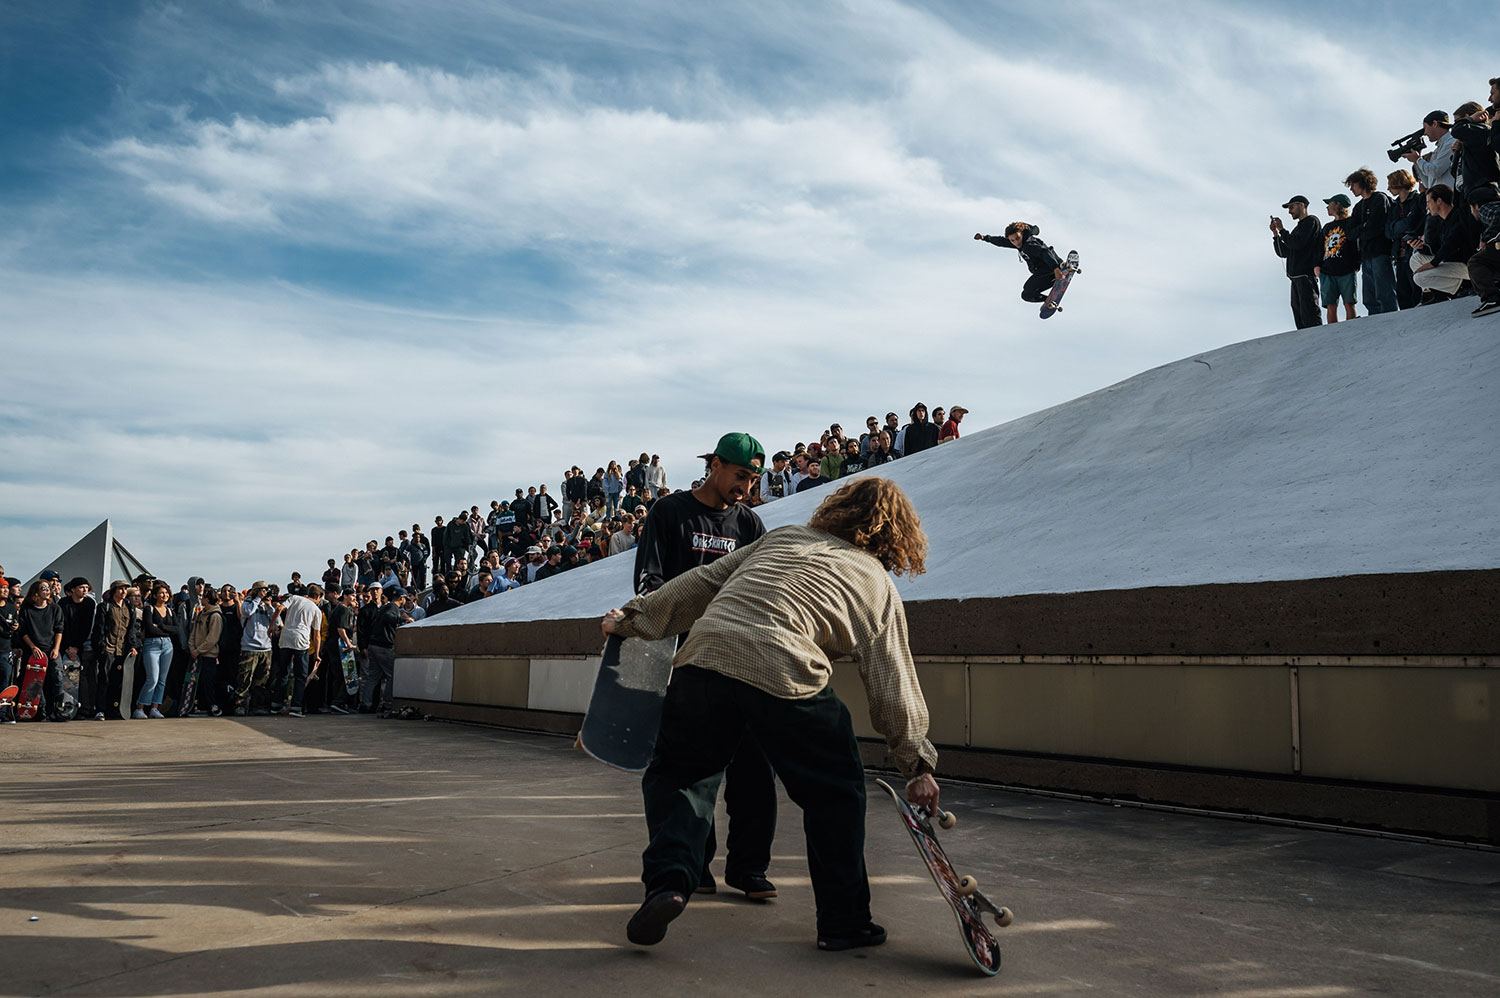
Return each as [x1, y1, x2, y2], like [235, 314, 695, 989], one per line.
[1289, 274, 1321, 329]
[1020, 271, 1053, 303]
[79, 650, 109, 716]
[1469, 244, 1500, 303]
[640, 666, 870, 936]
[701, 735, 778, 881]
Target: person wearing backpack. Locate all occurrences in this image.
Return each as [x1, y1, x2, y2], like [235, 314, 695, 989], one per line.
[1346, 168, 1397, 315]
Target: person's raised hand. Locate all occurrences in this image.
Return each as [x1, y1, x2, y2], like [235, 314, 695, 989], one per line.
[601, 609, 626, 636]
[973, 232, 984, 240]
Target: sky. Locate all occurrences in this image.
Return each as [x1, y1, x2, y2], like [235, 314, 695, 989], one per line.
[1, 0, 1494, 586]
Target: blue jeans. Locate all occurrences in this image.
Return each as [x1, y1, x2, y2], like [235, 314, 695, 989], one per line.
[1361, 253, 1398, 314]
[140, 636, 173, 706]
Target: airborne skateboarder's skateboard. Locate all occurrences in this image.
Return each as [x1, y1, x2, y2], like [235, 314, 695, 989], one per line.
[576, 634, 678, 773]
[874, 778, 1014, 976]
[1039, 250, 1080, 319]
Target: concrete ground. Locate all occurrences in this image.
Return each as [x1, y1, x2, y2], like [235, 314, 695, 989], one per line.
[3, 717, 1498, 998]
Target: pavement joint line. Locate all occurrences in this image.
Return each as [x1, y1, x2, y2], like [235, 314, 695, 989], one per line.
[874, 769, 1500, 853]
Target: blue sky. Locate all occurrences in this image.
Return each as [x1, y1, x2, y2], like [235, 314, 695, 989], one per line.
[1, 0, 1494, 585]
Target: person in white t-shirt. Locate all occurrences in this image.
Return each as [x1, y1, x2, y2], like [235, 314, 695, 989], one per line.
[276, 586, 324, 717]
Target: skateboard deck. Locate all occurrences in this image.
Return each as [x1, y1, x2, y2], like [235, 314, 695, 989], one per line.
[16, 651, 48, 721]
[0, 684, 18, 720]
[576, 634, 678, 773]
[874, 778, 1013, 976]
[116, 651, 138, 719]
[177, 657, 201, 717]
[1039, 250, 1080, 319]
[340, 642, 359, 696]
[53, 650, 81, 721]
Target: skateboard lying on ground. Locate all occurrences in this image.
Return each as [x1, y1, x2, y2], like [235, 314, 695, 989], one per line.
[874, 778, 1014, 976]
[576, 634, 678, 772]
[16, 651, 48, 721]
[1039, 249, 1081, 319]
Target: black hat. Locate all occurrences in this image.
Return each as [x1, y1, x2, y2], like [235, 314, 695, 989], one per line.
[1281, 195, 1309, 208]
[772, 450, 791, 462]
[1424, 109, 1451, 126]
[1466, 184, 1499, 206]
[39, 569, 60, 581]
[65, 576, 92, 591]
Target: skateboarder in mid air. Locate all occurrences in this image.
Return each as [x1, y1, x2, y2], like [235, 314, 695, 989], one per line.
[976, 223, 1066, 302]
[605, 477, 940, 952]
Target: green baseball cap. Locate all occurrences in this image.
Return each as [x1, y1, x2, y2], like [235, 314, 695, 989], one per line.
[700, 431, 765, 470]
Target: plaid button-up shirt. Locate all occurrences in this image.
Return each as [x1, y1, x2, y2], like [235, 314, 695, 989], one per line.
[614, 524, 937, 778]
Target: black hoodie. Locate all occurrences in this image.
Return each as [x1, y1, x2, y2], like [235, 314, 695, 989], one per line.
[903, 409, 940, 456]
[983, 227, 1063, 276]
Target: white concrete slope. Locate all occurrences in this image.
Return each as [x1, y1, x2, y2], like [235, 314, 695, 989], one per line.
[414, 301, 1499, 628]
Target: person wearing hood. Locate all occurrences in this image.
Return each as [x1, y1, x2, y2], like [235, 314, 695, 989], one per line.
[187, 587, 224, 716]
[901, 402, 940, 456]
[976, 222, 1066, 303]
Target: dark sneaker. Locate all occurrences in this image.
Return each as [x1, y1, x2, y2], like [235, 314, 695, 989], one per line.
[1473, 299, 1500, 317]
[210, 706, 223, 717]
[818, 921, 887, 952]
[694, 869, 717, 895]
[232, 707, 248, 717]
[725, 871, 777, 900]
[251, 707, 271, 717]
[329, 703, 351, 715]
[626, 889, 688, 946]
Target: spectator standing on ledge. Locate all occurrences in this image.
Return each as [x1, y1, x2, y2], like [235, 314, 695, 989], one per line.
[1272, 195, 1324, 328]
[759, 451, 796, 504]
[1386, 171, 1427, 310]
[1316, 194, 1360, 323]
[940, 406, 966, 443]
[1346, 169, 1397, 315]
[902, 402, 940, 456]
[1403, 110, 1456, 193]
[646, 455, 668, 499]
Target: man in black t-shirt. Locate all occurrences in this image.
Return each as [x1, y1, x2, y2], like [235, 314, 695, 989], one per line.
[632, 432, 779, 902]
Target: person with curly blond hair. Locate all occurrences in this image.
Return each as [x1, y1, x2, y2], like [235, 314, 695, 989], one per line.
[603, 476, 938, 954]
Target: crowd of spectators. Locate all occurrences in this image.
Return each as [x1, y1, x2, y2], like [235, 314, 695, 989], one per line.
[0, 400, 970, 725]
[1270, 76, 1500, 327]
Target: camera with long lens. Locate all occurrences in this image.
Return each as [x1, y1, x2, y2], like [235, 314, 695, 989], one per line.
[1386, 128, 1426, 163]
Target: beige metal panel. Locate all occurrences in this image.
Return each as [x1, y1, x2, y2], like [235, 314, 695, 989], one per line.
[917, 662, 968, 747]
[451, 657, 531, 708]
[970, 663, 1293, 774]
[1299, 667, 1500, 792]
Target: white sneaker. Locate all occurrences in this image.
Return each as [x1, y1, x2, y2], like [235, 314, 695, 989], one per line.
[94, 712, 105, 721]
[132, 709, 147, 719]
[148, 707, 165, 719]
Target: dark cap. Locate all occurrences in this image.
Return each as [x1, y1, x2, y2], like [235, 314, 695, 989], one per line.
[1323, 194, 1352, 208]
[1281, 195, 1309, 208]
[772, 450, 791, 463]
[698, 431, 766, 470]
[65, 577, 91, 591]
[1466, 184, 1498, 206]
[1424, 109, 1451, 126]
[39, 569, 60, 581]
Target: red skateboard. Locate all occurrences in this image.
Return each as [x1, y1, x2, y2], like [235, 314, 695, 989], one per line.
[1039, 250, 1081, 319]
[16, 651, 48, 721]
[874, 778, 1014, 975]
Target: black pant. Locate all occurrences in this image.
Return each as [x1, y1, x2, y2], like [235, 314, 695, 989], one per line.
[1470, 245, 1500, 303]
[278, 647, 312, 710]
[410, 562, 427, 590]
[701, 735, 778, 880]
[1289, 274, 1321, 329]
[640, 666, 869, 936]
[1020, 271, 1053, 303]
[193, 656, 218, 712]
[79, 650, 108, 715]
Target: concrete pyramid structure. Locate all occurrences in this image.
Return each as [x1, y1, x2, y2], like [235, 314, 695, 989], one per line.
[24, 519, 151, 593]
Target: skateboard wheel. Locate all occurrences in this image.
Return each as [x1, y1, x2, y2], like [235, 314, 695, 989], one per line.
[995, 906, 1014, 928]
[957, 876, 978, 896]
[938, 810, 957, 830]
